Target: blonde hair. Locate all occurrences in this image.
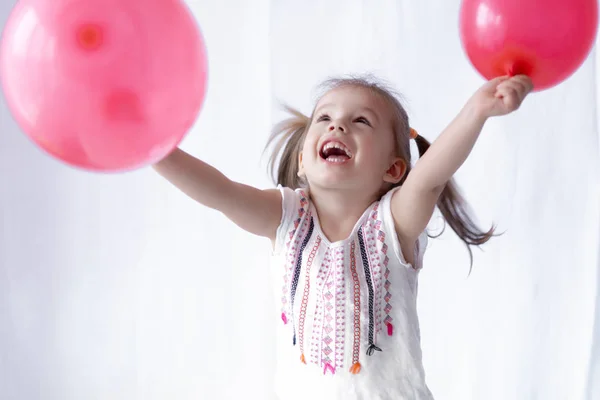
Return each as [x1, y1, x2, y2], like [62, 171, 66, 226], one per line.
[266, 75, 494, 268]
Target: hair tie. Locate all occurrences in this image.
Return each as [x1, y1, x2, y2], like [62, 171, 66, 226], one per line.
[409, 128, 418, 139]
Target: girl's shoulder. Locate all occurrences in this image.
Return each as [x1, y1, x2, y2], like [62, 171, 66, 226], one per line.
[272, 185, 311, 252]
[376, 186, 429, 271]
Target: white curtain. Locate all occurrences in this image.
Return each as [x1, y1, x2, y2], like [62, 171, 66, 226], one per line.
[1, 0, 599, 399]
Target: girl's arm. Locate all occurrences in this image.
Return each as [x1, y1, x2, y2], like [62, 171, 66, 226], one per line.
[391, 75, 533, 249]
[153, 148, 282, 240]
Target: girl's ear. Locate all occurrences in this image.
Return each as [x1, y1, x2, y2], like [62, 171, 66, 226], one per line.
[297, 151, 305, 177]
[383, 157, 406, 183]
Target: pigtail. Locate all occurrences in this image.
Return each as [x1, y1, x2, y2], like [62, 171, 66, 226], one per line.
[265, 105, 310, 189]
[414, 134, 496, 269]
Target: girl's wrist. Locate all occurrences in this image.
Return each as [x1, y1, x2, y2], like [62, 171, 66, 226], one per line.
[461, 99, 489, 127]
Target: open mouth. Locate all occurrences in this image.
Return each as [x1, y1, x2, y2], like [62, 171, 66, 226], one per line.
[319, 141, 353, 163]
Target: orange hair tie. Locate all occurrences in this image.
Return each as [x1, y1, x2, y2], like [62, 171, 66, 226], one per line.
[409, 128, 418, 139]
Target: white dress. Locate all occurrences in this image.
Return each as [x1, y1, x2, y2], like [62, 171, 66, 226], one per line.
[270, 186, 435, 400]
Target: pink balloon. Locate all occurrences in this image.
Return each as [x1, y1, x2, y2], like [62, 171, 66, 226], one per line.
[460, 0, 598, 91]
[1, 0, 208, 172]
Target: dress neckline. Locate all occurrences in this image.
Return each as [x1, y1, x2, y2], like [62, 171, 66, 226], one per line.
[308, 198, 379, 246]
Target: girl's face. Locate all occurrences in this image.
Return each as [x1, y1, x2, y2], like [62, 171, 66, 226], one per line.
[299, 85, 406, 194]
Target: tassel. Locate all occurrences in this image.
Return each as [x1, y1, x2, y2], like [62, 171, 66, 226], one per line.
[300, 354, 306, 364]
[281, 313, 288, 325]
[350, 362, 362, 375]
[366, 344, 382, 356]
[386, 322, 394, 336]
[293, 333, 296, 346]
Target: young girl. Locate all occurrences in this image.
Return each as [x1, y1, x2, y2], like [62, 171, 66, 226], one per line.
[153, 74, 532, 400]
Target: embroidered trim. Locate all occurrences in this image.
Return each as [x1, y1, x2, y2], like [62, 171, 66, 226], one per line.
[333, 247, 346, 370]
[290, 217, 314, 345]
[349, 240, 362, 374]
[281, 191, 308, 322]
[279, 192, 399, 377]
[323, 363, 336, 375]
[310, 248, 333, 366]
[321, 259, 336, 368]
[298, 235, 321, 363]
[370, 211, 384, 336]
[358, 229, 382, 356]
[361, 205, 383, 338]
[372, 215, 393, 333]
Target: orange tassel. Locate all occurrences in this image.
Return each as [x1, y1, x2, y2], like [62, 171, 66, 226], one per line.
[300, 354, 306, 364]
[350, 362, 362, 375]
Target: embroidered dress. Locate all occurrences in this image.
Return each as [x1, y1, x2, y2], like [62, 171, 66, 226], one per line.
[270, 186, 435, 400]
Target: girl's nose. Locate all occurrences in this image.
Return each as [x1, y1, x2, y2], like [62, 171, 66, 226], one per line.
[328, 123, 345, 133]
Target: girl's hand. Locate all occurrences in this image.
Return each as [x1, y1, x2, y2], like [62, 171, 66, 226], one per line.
[469, 75, 534, 118]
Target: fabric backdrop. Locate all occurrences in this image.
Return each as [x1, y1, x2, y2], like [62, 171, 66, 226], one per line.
[1, 0, 599, 399]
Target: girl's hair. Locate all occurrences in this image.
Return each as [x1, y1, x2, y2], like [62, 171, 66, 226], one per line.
[265, 75, 494, 269]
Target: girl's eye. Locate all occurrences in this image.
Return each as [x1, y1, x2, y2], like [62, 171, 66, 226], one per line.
[316, 114, 330, 122]
[355, 117, 371, 126]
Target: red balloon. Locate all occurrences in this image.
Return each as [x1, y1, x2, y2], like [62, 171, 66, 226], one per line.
[459, 0, 599, 91]
[1, 0, 208, 172]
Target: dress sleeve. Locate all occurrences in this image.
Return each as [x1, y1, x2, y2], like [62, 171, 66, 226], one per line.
[273, 185, 306, 255]
[379, 187, 429, 271]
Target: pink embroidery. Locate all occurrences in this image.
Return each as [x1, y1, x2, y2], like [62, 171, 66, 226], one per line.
[298, 236, 321, 362]
[323, 363, 336, 375]
[277, 194, 397, 377]
[363, 204, 394, 338]
[384, 264, 393, 327]
[281, 191, 309, 320]
[333, 247, 346, 370]
[310, 248, 333, 366]
[363, 206, 384, 338]
[374, 219, 392, 331]
[321, 269, 335, 368]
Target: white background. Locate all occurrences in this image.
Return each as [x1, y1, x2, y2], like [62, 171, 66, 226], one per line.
[1, 0, 599, 399]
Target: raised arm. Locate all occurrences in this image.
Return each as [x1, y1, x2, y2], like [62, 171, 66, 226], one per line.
[153, 148, 282, 240]
[391, 75, 533, 247]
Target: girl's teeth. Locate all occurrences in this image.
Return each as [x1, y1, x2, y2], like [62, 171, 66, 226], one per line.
[322, 142, 352, 157]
